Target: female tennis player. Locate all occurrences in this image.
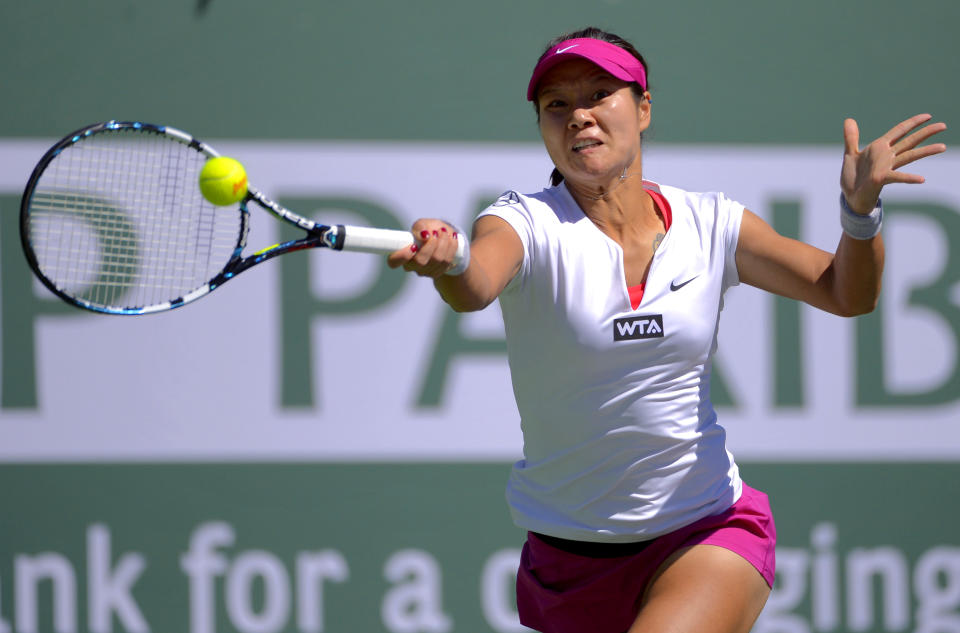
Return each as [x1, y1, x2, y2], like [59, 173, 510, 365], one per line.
[388, 27, 946, 633]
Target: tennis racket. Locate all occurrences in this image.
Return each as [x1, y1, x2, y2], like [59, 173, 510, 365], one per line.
[19, 120, 466, 315]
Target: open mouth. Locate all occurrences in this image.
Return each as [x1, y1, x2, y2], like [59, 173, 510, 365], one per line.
[572, 139, 603, 153]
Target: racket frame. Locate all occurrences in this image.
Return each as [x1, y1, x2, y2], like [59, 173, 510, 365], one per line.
[19, 120, 420, 315]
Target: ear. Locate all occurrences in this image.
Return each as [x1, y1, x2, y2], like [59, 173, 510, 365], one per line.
[637, 91, 652, 131]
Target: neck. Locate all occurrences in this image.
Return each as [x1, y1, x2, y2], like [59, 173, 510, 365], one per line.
[567, 166, 643, 202]
[564, 146, 646, 206]
[566, 171, 658, 238]
[566, 168, 648, 218]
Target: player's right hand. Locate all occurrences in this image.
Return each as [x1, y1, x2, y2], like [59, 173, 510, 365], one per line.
[387, 219, 460, 278]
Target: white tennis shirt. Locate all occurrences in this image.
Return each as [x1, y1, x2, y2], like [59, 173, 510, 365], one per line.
[478, 181, 745, 542]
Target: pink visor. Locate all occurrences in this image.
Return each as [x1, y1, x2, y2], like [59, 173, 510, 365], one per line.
[526, 38, 647, 101]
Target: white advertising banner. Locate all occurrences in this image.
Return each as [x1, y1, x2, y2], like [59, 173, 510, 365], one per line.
[1, 140, 958, 462]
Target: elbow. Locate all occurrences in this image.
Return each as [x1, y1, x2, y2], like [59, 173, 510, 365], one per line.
[443, 294, 493, 313]
[830, 276, 882, 318]
[836, 293, 880, 318]
[448, 301, 476, 313]
[434, 273, 498, 313]
[839, 304, 875, 318]
[857, 296, 880, 316]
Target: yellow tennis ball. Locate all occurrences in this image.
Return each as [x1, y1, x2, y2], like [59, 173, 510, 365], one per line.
[198, 157, 248, 206]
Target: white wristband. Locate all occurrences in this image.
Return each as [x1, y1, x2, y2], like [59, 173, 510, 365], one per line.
[444, 224, 470, 276]
[840, 194, 883, 240]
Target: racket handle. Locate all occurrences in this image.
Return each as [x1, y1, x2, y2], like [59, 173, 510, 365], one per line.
[339, 225, 414, 253]
[338, 225, 468, 272]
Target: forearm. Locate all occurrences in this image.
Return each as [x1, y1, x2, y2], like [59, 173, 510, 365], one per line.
[433, 215, 523, 312]
[737, 209, 883, 318]
[389, 215, 523, 310]
[827, 112, 944, 314]
[432, 259, 500, 312]
[827, 231, 885, 316]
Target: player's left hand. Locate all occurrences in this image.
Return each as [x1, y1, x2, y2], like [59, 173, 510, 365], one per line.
[840, 113, 947, 214]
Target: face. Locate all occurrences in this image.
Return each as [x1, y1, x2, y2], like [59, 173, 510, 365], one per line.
[535, 58, 650, 190]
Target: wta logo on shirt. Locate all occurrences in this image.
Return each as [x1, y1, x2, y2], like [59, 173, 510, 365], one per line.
[613, 314, 664, 341]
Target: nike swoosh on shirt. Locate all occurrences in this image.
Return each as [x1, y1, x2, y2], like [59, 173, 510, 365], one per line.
[670, 276, 699, 291]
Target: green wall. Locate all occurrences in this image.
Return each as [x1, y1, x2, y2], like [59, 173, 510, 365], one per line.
[2, 463, 958, 633]
[1, 0, 957, 144]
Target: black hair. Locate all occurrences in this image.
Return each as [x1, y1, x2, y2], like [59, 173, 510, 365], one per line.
[532, 27, 650, 187]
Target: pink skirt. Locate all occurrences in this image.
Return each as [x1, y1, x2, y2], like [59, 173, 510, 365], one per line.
[516, 483, 776, 633]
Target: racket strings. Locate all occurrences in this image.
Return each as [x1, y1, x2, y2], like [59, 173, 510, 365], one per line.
[26, 129, 242, 310]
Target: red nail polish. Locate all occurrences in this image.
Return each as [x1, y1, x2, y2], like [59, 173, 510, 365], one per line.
[440, 226, 448, 232]
[421, 230, 430, 239]
[432, 230, 439, 237]
[452, 232, 458, 239]
[410, 244, 418, 252]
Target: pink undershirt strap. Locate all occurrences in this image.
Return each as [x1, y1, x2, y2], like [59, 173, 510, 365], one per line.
[628, 188, 673, 310]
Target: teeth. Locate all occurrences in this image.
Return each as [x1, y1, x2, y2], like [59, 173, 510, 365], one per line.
[573, 140, 601, 151]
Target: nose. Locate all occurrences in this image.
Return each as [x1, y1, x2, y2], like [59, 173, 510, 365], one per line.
[568, 105, 596, 129]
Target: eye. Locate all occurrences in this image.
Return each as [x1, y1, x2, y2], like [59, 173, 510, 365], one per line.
[592, 89, 611, 101]
[542, 98, 567, 110]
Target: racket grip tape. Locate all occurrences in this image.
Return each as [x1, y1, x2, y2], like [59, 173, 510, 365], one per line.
[337, 225, 469, 274]
[338, 225, 413, 253]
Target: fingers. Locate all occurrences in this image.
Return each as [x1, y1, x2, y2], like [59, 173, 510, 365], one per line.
[843, 118, 860, 155]
[893, 119, 946, 148]
[409, 227, 457, 277]
[386, 241, 420, 269]
[885, 117, 947, 182]
[881, 170, 926, 186]
[387, 220, 459, 278]
[881, 113, 935, 145]
[843, 114, 948, 200]
[893, 141, 948, 170]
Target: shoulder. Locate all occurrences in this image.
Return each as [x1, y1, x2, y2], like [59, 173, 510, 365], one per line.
[649, 181, 741, 212]
[488, 186, 567, 215]
[649, 181, 745, 231]
[479, 185, 576, 232]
